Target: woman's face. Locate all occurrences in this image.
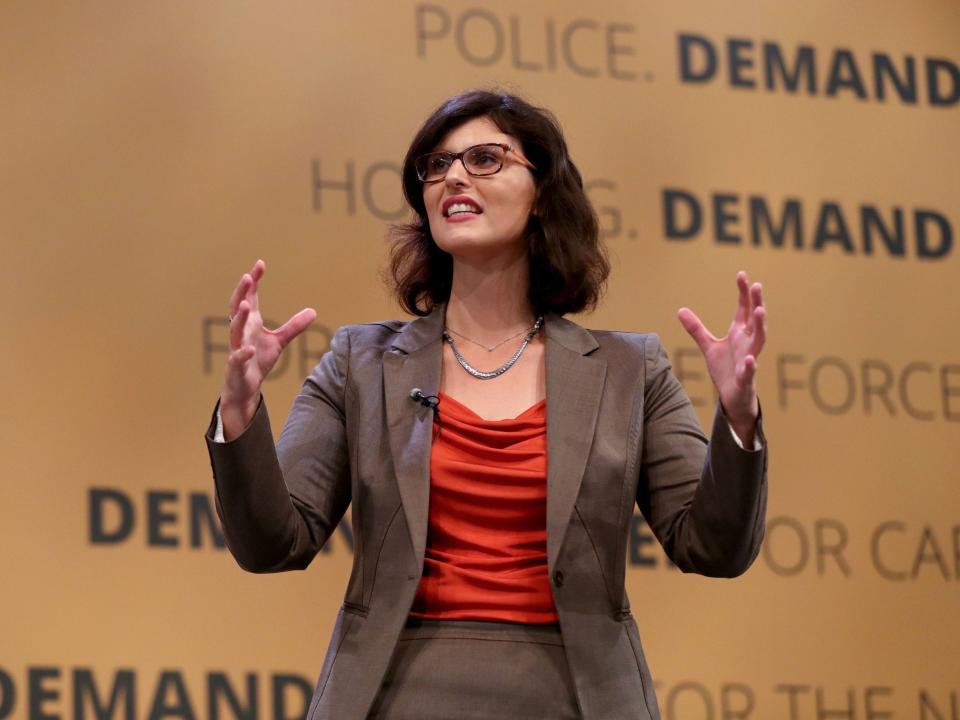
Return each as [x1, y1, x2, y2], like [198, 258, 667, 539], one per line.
[422, 116, 536, 262]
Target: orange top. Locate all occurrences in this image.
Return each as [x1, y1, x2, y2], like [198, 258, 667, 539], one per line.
[409, 392, 559, 624]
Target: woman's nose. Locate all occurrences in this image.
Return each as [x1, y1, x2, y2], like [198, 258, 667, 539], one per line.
[444, 158, 471, 188]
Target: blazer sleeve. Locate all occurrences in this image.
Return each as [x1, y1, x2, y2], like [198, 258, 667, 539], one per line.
[203, 326, 353, 573]
[636, 334, 768, 578]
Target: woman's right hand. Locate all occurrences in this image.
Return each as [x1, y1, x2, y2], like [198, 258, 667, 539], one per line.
[220, 259, 316, 440]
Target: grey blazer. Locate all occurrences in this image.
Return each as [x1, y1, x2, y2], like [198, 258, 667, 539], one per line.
[204, 306, 768, 720]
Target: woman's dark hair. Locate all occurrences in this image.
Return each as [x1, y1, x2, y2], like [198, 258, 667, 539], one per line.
[387, 89, 609, 317]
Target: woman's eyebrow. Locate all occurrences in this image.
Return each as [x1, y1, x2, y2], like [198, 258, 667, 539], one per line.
[431, 141, 499, 154]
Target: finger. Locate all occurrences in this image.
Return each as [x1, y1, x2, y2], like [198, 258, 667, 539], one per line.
[228, 274, 251, 318]
[247, 259, 266, 312]
[227, 345, 255, 368]
[250, 258, 265, 283]
[747, 281, 763, 333]
[229, 301, 251, 350]
[273, 308, 317, 349]
[749, 305, 767, 356]
[737, 354, 758, 386]
[734, 271, 752, 326]
[677, 307, 715, 355]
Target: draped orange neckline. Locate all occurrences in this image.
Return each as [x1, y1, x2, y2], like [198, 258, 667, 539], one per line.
[408, 392, 558, 624]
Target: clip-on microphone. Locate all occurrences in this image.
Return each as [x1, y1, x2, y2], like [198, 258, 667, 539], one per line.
[409, 388, 439, 410]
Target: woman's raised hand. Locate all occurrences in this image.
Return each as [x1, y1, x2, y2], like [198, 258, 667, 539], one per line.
[219, 259, 316, 439]
[676, 271, 767, 444]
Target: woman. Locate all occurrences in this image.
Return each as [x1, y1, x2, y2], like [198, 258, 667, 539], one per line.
[206, 90, 768, 720]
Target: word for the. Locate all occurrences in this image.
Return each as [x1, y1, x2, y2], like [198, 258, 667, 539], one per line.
[653, 680, 960, 720]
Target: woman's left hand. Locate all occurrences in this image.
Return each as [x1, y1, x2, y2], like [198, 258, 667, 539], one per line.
[677, 271, 767, 443]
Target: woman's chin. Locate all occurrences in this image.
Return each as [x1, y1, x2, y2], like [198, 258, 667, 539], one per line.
[436, 235, 526, 264]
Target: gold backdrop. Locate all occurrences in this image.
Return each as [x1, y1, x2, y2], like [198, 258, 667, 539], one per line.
[2, 1, 958, 718]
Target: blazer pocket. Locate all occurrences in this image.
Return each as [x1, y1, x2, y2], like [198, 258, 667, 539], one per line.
[307, 607, 356, 720]
[342, 601, 369, 617]
[622, 613, 660, 720]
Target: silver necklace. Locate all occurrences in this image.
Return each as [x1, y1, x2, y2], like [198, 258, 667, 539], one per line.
[444, 325, 527, 352]
[443, 316, 544, 379]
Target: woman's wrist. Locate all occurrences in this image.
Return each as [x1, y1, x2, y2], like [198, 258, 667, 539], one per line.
[219, 393, 259, 441]
[720, 399, 759, 448]
[729, 418, 757, 448]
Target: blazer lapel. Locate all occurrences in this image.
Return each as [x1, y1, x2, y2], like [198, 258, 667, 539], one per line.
[382, 306, 605, 576]
[382, 306, 444, 572]
[544, 314, 606, 570]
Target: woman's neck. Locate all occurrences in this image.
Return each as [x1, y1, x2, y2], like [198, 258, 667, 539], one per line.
[444, 252, 536, 345]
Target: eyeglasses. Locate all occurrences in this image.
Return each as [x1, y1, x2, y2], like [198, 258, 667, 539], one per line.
[414, 143, 535, 183]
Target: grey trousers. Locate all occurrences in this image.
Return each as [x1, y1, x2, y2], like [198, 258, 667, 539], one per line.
[367, 618, 582, 719]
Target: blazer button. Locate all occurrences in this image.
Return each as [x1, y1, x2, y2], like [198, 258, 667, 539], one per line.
[553, 569, 564, 588]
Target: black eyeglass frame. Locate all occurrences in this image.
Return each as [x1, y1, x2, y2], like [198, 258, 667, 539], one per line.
[415, 143, 536, 183]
